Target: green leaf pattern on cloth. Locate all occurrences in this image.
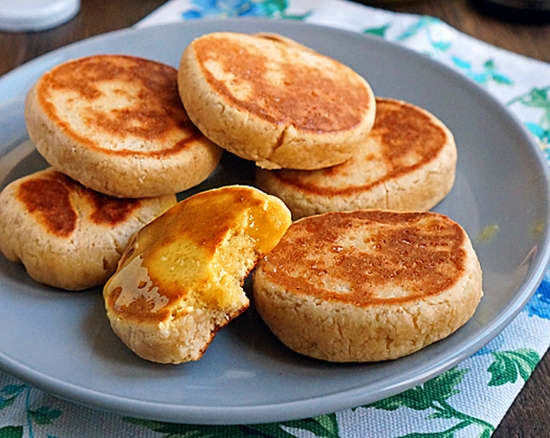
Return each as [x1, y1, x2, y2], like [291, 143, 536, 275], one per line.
[365, 368, 495, 437]
[508, 87, 550, 158]
[1, 0, 550, 436]
[0, 384, 62, 438]
[487, 349, 540, 386]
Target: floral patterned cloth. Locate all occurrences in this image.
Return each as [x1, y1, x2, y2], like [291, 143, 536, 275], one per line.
[2, 1, 550, 437]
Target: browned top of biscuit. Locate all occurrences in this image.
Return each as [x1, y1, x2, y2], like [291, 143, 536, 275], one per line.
[258, 210, 467, 306]
[191, 32, 374, 133]
[16, 169, 141, 238]
[34, 55, 204, 157]
[267, 98, 451, 195]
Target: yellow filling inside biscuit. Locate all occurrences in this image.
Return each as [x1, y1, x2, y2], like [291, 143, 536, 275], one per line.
[104, 185, 292, 322]
[147, 226, 259, 310]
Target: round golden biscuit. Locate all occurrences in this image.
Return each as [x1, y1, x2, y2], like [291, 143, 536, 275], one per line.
[25, 55, 222, 198]
[256, 98, 457, 219]
[178, 32, 376, 170]
[0, 168, 176, 291]
[252, 210, 483, 362]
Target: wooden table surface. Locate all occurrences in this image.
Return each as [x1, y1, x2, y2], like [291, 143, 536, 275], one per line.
[1, 0, 549, 435]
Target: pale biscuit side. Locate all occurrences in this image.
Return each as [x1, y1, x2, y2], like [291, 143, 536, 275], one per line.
[253, 244, 482, 362]
[0, 168, 176, 290]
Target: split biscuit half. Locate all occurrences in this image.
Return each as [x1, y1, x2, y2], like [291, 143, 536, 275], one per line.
[103, 185, 292, 364]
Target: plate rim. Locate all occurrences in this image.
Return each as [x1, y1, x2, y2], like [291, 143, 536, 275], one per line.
[0, 17, 549, 425]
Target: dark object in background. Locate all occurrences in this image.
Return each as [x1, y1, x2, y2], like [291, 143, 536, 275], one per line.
[473, 0, 550, 23]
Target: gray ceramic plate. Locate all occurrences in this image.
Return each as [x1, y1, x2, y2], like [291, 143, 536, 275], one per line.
[0, 18, 549, 425]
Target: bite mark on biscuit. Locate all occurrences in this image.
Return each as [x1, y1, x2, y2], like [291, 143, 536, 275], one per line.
[103, 186, 292, 363]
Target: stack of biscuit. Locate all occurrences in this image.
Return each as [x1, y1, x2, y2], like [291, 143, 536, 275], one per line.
[0, 31, 483, 365]
[177, 31, 457, 220]
[177, 32, 482, 363]
[0, 48, 296, 364]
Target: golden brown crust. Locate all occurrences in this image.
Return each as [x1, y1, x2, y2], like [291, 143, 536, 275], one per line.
[178, 32, 376, 170]
[0, 168, 176, 290]
[256, 98, 457, 218]
[25, 55, 222, 198]
[252, 210, 483, 362]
